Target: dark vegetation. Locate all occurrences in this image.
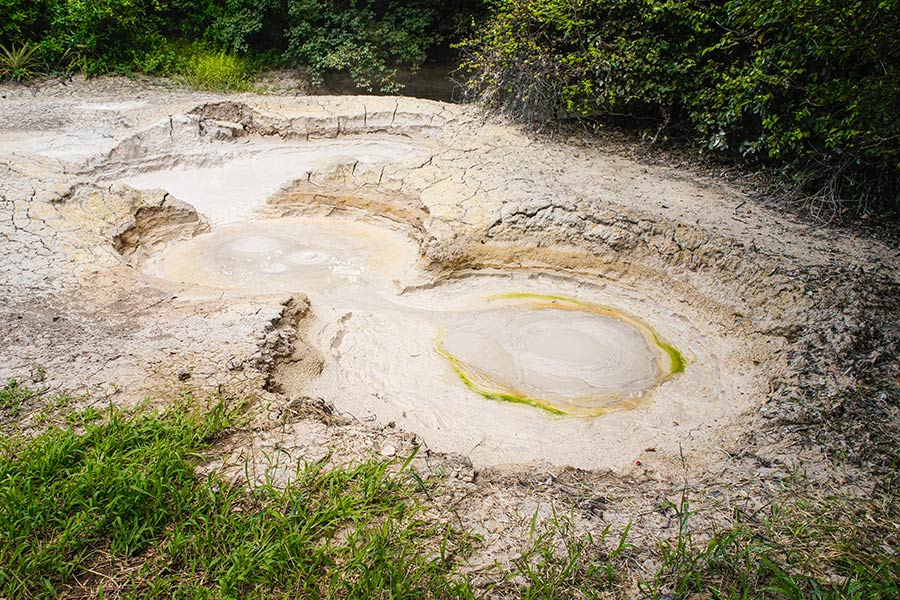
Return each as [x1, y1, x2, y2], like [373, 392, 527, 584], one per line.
[0, 382, 898, 598]
[458, 0, 900, 215]
[0, 0, 480, 91]
[1, 0, 898, 212]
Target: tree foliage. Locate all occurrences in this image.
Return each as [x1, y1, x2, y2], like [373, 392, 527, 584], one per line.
[460, 0, 900, 211]
[0, 0, 476, 90]
[285, 0, 442, 92]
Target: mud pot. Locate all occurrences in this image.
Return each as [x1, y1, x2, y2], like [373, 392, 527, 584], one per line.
[145, 209, 732, 470]
[2, 78, 898, 568]
[107, 118, 746, 470]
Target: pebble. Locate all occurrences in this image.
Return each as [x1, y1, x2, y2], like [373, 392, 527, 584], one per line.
[380, 443, 397, 457]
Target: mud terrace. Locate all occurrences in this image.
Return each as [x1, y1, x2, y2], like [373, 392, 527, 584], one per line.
[2, 77, 899, 578]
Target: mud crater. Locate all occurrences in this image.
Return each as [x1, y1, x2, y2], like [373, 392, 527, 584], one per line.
[102, 103, 758, 470]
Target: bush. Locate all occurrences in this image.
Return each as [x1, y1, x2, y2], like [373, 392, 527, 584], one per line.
[0, 0, 49, 46]
[0, 0, 478, 92]
[201, 0, 288, 54]
[284, 0, 444, 92]
[460, 0, 900, 212]
[40, 0, 172, 75]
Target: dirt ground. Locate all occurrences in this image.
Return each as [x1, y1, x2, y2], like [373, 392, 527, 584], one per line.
[1, 76, 898, 590]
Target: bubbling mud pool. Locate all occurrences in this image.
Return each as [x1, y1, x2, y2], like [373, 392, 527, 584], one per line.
[148, 218, 683, 416]
[145, 217, 421, 297]
[144, 213, 746, 470]
[438, 294, 684, 416]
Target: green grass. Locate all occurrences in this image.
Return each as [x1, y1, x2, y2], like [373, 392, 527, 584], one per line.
[506, 511, 631, 599]
[178, 47, 252, 92]
[1, 381, 897, 599]
[488, 487, 899, 600]
[642, 485, 900, 600]
[0, 393, 473, 599]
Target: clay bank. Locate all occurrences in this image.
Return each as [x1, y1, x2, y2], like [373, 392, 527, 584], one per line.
[1, 81, 898, 482]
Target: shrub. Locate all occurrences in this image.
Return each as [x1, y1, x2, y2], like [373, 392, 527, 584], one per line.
[460, 0, 900, 212]
[39, 0, 171, 75]
[201, 0, 288, 54]
[284, 0, 443, 92]
[0, 0, 51, 47]
[0, 0, 481, 92]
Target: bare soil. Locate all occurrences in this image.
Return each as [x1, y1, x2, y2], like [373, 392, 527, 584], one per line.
[1, 75, 898, 587]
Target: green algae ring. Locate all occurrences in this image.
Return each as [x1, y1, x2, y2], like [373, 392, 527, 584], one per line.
[436, 293, 685, 417]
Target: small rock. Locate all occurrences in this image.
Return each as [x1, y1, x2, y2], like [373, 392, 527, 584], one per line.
[380, 443, 397, 457]
[177, 369, 191, 381]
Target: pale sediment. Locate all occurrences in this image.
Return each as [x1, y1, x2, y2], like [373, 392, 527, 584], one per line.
[0, 80, 896, 480]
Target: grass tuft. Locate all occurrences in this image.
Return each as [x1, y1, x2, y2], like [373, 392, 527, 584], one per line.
[507, 509, 630, 599]
[180, 48, 252, 92]
[0, 379, 33, 416]
[0, 42, 42, 82]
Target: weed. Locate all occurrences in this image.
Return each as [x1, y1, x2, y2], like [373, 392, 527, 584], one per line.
[0, 379, 33, 416]
[180, 48, 252, 92]
[506, 508, 631, 599]
[0, 42, 41, 81]
[642, 484, 900, 599]
[30, 364, 47, 383]
[31, 388, 83, 427]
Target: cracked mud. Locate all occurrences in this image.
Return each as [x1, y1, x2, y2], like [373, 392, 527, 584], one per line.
[2, 76, 898, 572]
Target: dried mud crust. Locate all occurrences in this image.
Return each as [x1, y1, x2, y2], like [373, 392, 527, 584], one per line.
[1, 77, 898, 573]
